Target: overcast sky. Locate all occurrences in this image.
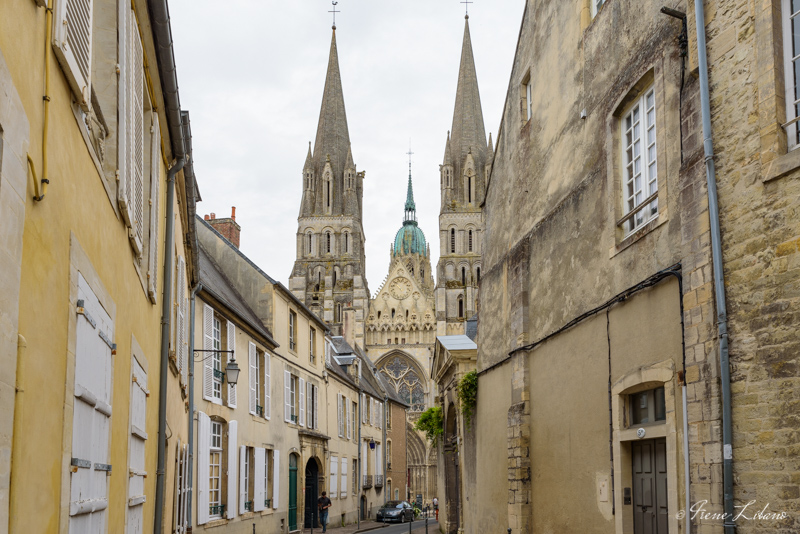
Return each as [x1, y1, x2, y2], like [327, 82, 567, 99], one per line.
[169, 0, 524, 293]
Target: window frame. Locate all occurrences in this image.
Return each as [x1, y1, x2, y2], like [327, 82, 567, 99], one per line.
[288, 310, 297, 352]
[212, 316, 223, 399]
[590, 0, 606, 18]
[619, 85, 658, 236]
[209, 421, 223, 518]
[783, 0, 800, 149]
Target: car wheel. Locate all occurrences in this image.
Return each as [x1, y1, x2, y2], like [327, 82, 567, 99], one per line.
[401, 514, 405, 523]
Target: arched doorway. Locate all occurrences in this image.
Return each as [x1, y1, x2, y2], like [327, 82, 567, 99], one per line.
[444, 403, 460, 534]
[304, 458, 320, 528]
[289, 454, 298, 531]
[360, 495, 367, 520]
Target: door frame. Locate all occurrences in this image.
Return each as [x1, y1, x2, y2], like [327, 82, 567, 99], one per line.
[611, 362, 681, 534]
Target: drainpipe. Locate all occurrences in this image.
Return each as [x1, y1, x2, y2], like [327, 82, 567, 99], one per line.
[382, 394, 387, 507]
[693, 1, 734, 531]
[357, 389, 362, 530]
[188, 282, 202, 526]
[154, 155, 185, 533]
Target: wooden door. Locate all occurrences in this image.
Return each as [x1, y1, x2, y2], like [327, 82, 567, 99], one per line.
[289, 456, 298, 531]
[632, 438, 668, 534]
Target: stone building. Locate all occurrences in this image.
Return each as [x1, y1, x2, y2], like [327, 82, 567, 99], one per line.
[289, 27, 371, 348]
[435, 15, 490, 336]
[469, 1, 800, 534]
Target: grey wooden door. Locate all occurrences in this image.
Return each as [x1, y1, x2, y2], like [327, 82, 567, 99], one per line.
[632, 438, 668, 534]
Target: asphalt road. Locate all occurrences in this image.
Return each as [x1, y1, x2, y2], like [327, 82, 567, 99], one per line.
[372, 518, 439, 534]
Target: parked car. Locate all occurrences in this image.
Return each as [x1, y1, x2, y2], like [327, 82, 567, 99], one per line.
[376, 501, 415, 523]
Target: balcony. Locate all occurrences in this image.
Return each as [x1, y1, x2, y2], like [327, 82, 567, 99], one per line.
[362, 475, 373, 489]
[375, 475, 384, 488]
[209, 504, 226, 517]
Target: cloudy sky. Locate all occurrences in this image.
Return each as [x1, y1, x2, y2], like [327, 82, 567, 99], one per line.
[169, 0, 524, 292]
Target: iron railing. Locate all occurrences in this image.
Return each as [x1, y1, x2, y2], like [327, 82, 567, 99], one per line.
[375, 475, 384, 487]
[209, 504, 226, 517]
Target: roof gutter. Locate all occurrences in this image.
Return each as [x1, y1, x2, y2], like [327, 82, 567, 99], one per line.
[148, 1, 188, 532]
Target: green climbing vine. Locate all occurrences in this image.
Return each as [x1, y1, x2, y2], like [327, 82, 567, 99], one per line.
[457, 370, 478, 430]
[414, 406, 444, 446]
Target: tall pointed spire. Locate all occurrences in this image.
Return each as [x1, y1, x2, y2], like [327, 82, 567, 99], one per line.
[450, 16, 487, 179]
[404, 156, 417, 223]
[313, 28, 351, 182]
[304, 142, 313, 169]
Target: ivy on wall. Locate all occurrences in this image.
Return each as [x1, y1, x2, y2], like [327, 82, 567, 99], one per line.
[457, 370, 478, 430]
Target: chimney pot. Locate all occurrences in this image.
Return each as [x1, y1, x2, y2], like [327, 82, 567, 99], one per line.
[231, 206, 236, 221]
[210, 213, 216, 220]
[204, 214, 210, 221]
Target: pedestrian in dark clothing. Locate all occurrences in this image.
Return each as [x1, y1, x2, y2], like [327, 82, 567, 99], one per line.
[318, 491, 332, 532]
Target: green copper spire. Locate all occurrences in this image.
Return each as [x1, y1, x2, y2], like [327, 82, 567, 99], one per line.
[404, 153, 416, 221]
[393, 151, 427, 257]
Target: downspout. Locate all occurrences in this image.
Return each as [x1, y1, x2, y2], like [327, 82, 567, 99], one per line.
[382, 394, 387, 507]
[357, 388, 362, 530]
[148, 0, 187, 531]
[154, 155, 185, 533]
[693, 1, 735, 532]
[187, 283, 201, 526]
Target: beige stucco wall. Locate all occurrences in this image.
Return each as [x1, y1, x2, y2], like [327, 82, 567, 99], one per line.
[324, 374, 360, 525]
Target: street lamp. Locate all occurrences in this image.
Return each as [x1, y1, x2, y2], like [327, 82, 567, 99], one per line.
[193, 350, 240, 385]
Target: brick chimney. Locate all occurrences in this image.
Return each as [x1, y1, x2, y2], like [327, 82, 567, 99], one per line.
[204, 207, 241, 248]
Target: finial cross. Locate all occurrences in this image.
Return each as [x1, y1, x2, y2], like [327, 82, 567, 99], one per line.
[329, 1, 340, 27]
[461, 0, 473, 16]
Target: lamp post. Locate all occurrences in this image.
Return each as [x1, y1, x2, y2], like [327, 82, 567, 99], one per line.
[193, 350, 240, 385]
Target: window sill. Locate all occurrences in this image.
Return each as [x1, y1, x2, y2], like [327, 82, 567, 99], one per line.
[610, 213, 668, 259]
[763, 147, 800, 183]
[203, 518, 229, 529]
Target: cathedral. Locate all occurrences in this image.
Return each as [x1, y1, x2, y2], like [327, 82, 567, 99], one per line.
[289, 14, 490, 505]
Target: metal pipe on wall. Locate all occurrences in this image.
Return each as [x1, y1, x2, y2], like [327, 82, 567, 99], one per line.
[692, 1, 735, 531]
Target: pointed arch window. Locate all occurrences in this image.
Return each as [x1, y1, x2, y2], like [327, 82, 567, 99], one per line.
[326, 232, 331, 254]
[468, 230, 473, 252]
[476, 267, 481, 283]
[461, 267, 466, 285]
[468, 175, 472, 203]
[307, 232, 313, 256]
[458, 295, 464, 318]
[450, 229, 456, 254]
[344, 232, 349, 254]
[391, 308, 396, 319]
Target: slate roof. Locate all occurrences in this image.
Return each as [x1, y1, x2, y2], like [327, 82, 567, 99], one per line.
[465, 314, 478, 340]
[198, 243, 277, 347]
[436, 335, 477, 352]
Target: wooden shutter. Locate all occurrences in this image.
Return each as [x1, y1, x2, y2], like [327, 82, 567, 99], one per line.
[127, 357, 148, 531]
[330, 456, 338, 496]
[129, 11, 145, 254]
[346, 397, 351, 439]
[306, 381, 312, 429]
[337, 394, 343, 437]
[361, 393, 366, 424]
[52, 0, 93, 109]
[313, 385, 319, 430]
[248, 341, 257, 415]
[362, 442, 367, 477]
[264, 353, 270, 420]
[227, 322, 236, 407]
[299, 378, 305, 427]
[238, 446, 247, 515]
[272, 451, 280, 508]
[147, 113, 161, 302]
[176, 256, 186, 383]
[284, 370, 292, 422]
[202, 304, 214, 401]
[254, 448, 266, 512]
[340, 457, 347, 499]
[69, 274, 113, 532]
[227, 421, 238, 518]
[196, 412, 210, 525]
[376, 443, 382, 476]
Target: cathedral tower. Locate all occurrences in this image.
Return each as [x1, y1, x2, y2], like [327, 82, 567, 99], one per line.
[435, 15, 490, 335]
[290, 27, 370, 346]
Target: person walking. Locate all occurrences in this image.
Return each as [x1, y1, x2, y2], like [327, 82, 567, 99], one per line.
[432, 497, 438, 521]
[318, 491, 332, 532]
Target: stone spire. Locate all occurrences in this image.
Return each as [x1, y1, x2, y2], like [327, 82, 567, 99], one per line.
[313, 28, 351, 185]
[449, 16, 487, 181]
[443, 131, 452, 165]
[304, 142, 313, 169]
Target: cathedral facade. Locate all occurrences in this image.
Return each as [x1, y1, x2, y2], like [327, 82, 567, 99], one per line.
[290, 15, 488, 507]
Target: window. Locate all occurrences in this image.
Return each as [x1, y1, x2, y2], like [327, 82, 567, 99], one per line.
[209, 421, 223, 518]
[306, 382, 319, 430]
[307, 232, 313, 256]
[476, 267, 481, 283]
[378, 356, 426, 412]
[621, 86, 658, 234]
[462, 267, 466, 285]
[351, 400, 358, 440]
[526, 80, 533, 120]
[264, 449, 275, 509]
[330, 455, 339, 497]
[458, 296, 464, 318]
[450, 228, 456, 253]
[340, 457, 348, 499]
[591, 0, 606, 17]
[243, 447, 253, 512]
[338, 393, 346, 437]
[387, 439, 392, 460]
[784, 0, 800, 148]
[283, 370, 309, 425]
[309, 327, 316, 364]
[212, 316, 223, 399]
[344, 232, 349, 253]
[248, 343, 268, 418]
[468, 230, 473, 252]
[467, 174, 472, 203]
[353, 459, 358, 494]
[629, 386, 666, 425]
[174, 441, 190, 533]
[326, 232, 331, 254]
[289, 310, 297, 351]
[128, 355, 148, 529]
[387, 405, 392, 430]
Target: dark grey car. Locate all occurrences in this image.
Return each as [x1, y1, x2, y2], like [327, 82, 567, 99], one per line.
[376, 501, 414, 522]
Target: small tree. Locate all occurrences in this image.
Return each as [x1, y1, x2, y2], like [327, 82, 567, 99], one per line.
[414, 406, 444, 447]
[457, 370, 478, 430]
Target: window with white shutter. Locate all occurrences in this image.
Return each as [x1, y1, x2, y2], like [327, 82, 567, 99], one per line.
[284, 370, 292, 423]
[313, 385, 319, 430]
[249, 342, 257, 415]
[173, 440, 190, 534]
[376, 443, 382, 476]
[264, 353, 271, 419]
[227, 421, 238, 519]
[238, 445, 247, 515]
[53, 0, 93, 109]
[227, 322, 236, 407]
[272, 451, 280, 509]
[254, 448, 266, 512]
[330, 456, 338, 497]
[337, 394, 343, 438]
[306, 382, 313, 429]
[69, 273, 114, 533]
[362, 442, 368, 478]
[352, 400, 357, 441]
[299, 378, 306, 427]
[202, 304, 220, 404]
[196, 413, 211, 525]
[346, 397, 351, 439]
[126, 356, 148, 532]
[361, 393, 367, 424]
[147, 113, 161, 303]
[340, 457, 347, 499]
